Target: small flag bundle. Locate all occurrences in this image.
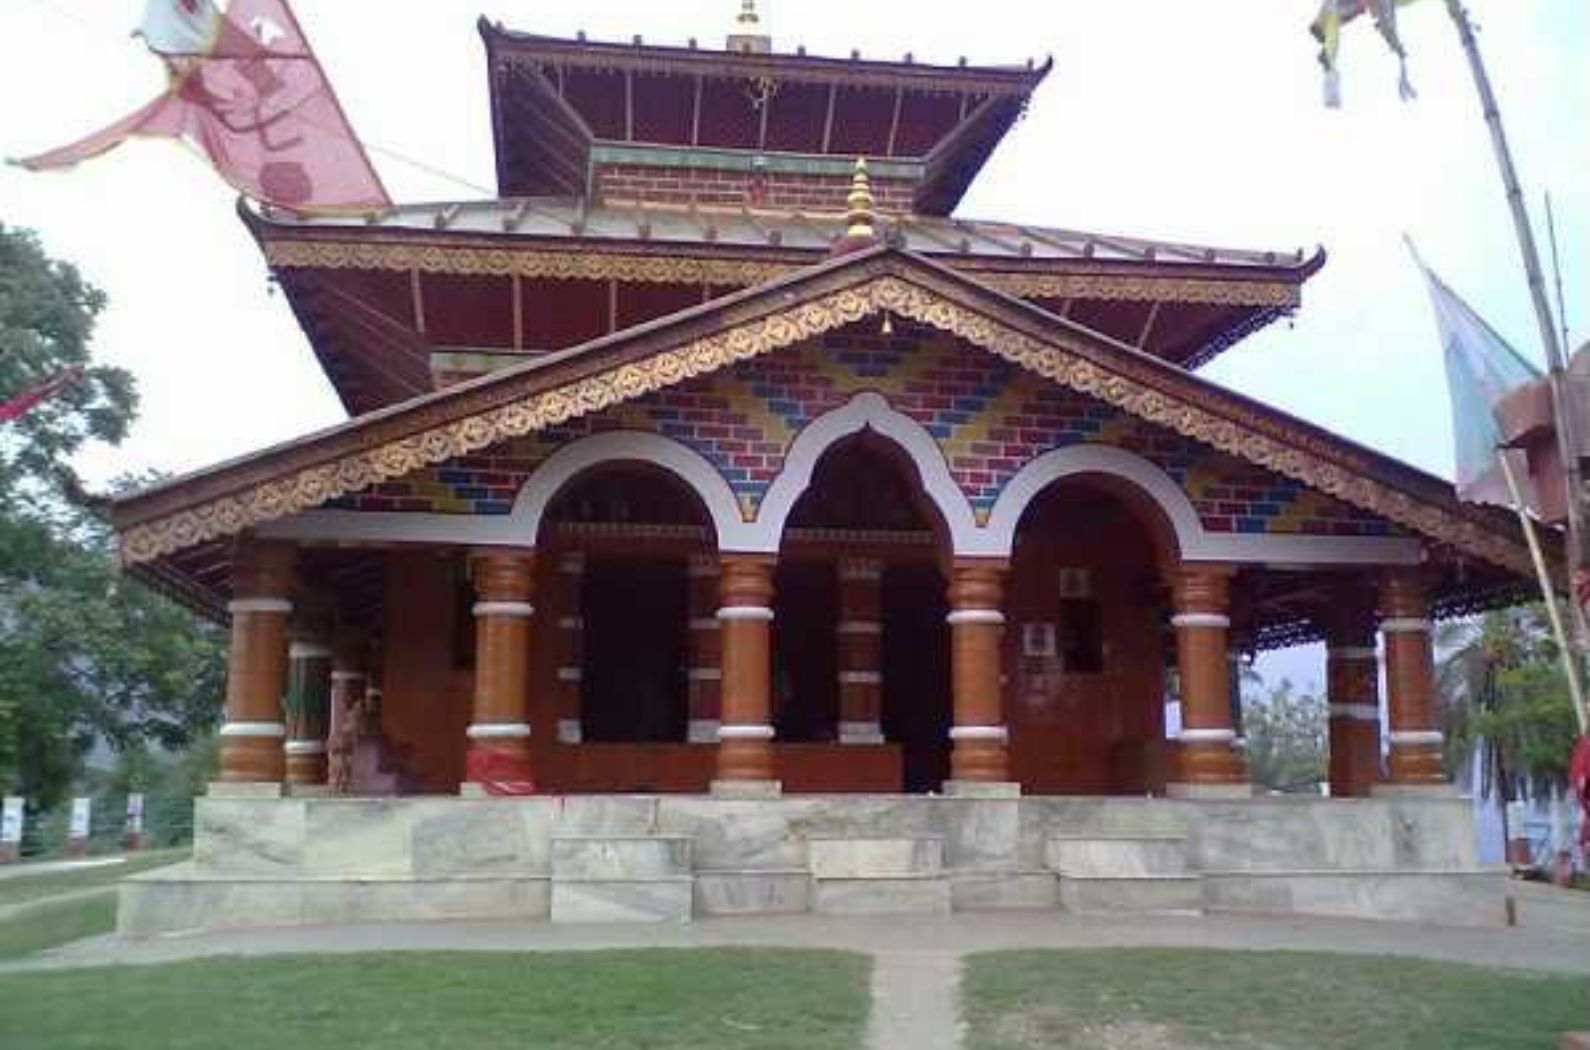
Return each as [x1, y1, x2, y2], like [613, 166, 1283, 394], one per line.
[1310, 0, 1427, 107]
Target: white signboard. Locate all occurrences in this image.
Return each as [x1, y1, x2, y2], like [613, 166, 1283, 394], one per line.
[69, 797, 91, 840]
[0, 797, 23, 845]
[126, 793, 145, 835]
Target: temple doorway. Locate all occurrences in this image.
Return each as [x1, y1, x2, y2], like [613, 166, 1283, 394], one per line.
[581, 557, 688, 742]
[778, 430, 951, 791]
[1005, 478, 1172, 794]
[880, 562, 951, 792]
[539, 462, 712, 747]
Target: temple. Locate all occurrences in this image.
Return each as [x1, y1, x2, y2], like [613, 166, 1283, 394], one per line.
[111, 5, 1534, 929]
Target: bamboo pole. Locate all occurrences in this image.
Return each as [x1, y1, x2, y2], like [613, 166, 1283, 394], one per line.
[1444, 1, 1589, 660]
[1498, 450, 1590, 734]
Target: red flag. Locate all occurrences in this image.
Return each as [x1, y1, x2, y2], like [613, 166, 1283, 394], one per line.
[16, 1, 389, 215]
[0, 369, 83, 424]
[1570, 735, 1590, 854]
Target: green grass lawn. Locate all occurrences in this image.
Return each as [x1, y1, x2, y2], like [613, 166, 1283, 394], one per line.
[963, 949, 1590, 1050]
[0, 949, 871, 1050]
[0, 849, 188, 908]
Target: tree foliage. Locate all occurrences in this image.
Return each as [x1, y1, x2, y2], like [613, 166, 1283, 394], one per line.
[1244, 678, 1327, 793]
[1439, 605, 1577, 800]
[0, 222, 136, 505]
[0, 223, 225, 809]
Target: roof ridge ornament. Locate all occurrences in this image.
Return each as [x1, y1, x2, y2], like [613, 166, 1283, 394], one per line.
[833, 156, 878, 256]
[727, 0, 771, 54]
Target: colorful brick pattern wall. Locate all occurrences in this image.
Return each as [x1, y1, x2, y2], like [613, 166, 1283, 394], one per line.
[594, 162, 916, 213]
[328, 325, 1400, 538]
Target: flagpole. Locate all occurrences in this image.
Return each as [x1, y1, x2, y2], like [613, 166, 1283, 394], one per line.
[1499, 450, 1590, 735]
[1444, 0, 1589, 654]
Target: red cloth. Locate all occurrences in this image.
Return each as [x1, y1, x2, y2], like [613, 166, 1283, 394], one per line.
[464, 746, 539, 797]
[1571, 734, 1590, 852]
[0, 368, 81, 423]
[18, 1, 388, 214]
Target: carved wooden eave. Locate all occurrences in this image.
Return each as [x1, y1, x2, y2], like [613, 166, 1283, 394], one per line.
[257, 231, 1306, 310]
[109, 246, 1533, 577]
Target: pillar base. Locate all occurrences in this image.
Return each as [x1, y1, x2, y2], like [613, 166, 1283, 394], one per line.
[838, 721, 885, 745]
[286, 784, 332, 798]
[206, 781, 284, 799]
[942, 780, 1021, 798]
[1372, 782, 1462, 799]
[1166, 781, 1254, 800]
[710, 779, 782, 799]
[687, 719, 721, 744]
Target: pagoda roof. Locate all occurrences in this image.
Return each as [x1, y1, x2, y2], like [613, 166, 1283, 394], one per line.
[480, 19, 1049, 213]
[266, 196, 1312, 274]
[113, 243, 1533, 625]
[251, 198, 1318, 411]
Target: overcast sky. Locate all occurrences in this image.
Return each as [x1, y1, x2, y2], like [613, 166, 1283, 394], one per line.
[2, 0, 1585, 689]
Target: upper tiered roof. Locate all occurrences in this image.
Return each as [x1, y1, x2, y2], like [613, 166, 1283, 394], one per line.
[479, 16, 1050, 214]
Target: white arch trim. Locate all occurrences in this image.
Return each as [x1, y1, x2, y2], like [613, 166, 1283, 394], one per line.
[509, 430, 752, 548]
[984, 444, 1424, 567]
[260, 430, 759, 551]
[259, 415, 1425, 567]
[754, 392, 991, 556]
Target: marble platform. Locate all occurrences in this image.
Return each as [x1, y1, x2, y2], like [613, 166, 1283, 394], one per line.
[119, 791, 1507, 934]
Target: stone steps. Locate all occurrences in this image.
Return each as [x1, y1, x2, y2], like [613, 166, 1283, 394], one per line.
[808, 836, 951, 915]
[1047, 833, 1202, 915]
[549, 834, 692, 923]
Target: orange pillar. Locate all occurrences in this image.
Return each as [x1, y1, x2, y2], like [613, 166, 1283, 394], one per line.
[1381, 569, 1445, 789]
[715, 555, 777, 789]
[837, 559, 885, 744]
[1325, 590, 1382, 797]
[217, 539, 297, 788]
[1171, 565, 1249, 795]
[464, 548, 537, 794]
[687, 555, 723, 743]
[947, 561, 1012, 788]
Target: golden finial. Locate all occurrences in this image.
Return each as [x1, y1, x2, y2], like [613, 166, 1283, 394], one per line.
[845, 156, 875, 242]
[727, 0, 771, 53]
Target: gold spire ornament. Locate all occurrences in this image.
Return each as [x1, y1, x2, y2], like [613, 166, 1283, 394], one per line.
[845, 156, 875, 241]
[727, 0, 772, 54]
[832, 156, 881, 256]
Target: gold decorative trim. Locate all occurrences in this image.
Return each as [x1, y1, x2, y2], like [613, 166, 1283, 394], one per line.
[262, 239, 790, 287]
[263, 238, 1299, 307]
[976, 272, 1300, 308]
[120, 274, 1527, 574]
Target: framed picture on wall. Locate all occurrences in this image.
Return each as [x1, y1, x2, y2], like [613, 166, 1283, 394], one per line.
[1022, 621, 1057, 658]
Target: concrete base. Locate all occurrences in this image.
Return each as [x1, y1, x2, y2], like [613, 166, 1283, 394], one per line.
[119, 864, 551, 936]
[813, 876, 952, 916]
[694, 870, 810, 916]
[120, 791, 1494, 934]
[206, 782, 285, 799]
[286, 784, 332, 798]
[1166, 781, 1254, 800]
[550, 878, 693, 923]
[1371, 783, 1465, 798]
[949, 870, 1058, 911]
[1202, 869, 1508, 927]
[1059, 875, 1204, 914]
[709, 779, 782, 799]
[942, 781, 1021, 799]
